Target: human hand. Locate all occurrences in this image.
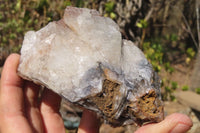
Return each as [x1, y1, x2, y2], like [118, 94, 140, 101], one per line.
[135, 113, 192, 133]
[0, 54, 66, 133]
[0, 54, 100, 133]
[78, 111, 193, 133]
[0, 54, 192, 133]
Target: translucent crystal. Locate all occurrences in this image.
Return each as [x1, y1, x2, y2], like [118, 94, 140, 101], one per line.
[18, 6, 164, 126]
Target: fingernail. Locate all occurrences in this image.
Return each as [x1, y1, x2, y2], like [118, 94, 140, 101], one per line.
[170, 123, 191, 133]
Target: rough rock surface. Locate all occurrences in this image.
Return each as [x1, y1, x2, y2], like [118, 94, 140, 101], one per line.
[18, 6, 163, 126]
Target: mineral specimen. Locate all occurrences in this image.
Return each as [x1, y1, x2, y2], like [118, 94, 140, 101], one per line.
[18, 6, 164, 126]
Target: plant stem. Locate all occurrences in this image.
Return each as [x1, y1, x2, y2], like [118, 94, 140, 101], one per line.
[140, 28, 146, 50]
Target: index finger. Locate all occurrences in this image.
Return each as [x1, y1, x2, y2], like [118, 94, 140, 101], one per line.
[78, 110, 100, 133]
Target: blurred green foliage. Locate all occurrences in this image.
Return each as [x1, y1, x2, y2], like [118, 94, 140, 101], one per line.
[164, 62, 174, 74]
[104, 1, 116, 19]
[161, 78, 178, 101]
[143, 42, 164, 72]
[171, 81, 178, 90]
[186, 48, 195, 58]
[182, 85, 189, 91]
[75, 0, 84, 7]
[0, 0, 73, 53]
[142, 40, 177, 101]
[195, 88, 200, 94]
[105, 1, 115, 13]
[141, 32, 197, 100]
[185, 47, 196, 64]
[136, 19, 148, 29]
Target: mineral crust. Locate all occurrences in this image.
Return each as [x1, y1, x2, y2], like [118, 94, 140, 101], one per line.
[18, 6, 164, 126]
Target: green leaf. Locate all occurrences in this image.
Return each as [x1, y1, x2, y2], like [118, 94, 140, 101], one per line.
[136, 22, 143, 28]
[110, 12, 116, 19]
[15, 0, 21, 11]
[105, 1, 115, 13]
[186, 48, 196, 58]
[136, 19, 148, 28]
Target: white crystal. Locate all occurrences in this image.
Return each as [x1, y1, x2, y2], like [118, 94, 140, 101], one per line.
[18, 7, 163, 126]
[18, 6, 153, 102]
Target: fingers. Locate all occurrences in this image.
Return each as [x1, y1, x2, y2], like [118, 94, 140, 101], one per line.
[0, 54, 33, 133]
[24, 81, 44, 132]
[78, 110, 100, 133]
[0, 54, 24, 112]
[40, 88, 65, 133]
[135, 113, 193, 133]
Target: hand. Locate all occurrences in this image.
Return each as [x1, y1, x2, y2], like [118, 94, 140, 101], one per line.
[0, 54, 192, 133]
[0, 54, 99, 133]
[135, 113, 192, 133]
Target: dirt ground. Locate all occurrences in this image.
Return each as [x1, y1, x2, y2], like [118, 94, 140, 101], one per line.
[160, 63, 193, 90]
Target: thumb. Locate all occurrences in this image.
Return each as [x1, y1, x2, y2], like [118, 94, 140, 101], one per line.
[135, 113, 193, 133]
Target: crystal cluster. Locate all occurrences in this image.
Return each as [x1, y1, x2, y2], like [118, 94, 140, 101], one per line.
[18, 6, 164, 126]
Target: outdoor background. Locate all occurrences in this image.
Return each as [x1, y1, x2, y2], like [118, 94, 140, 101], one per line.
[0, 0, 200, 132]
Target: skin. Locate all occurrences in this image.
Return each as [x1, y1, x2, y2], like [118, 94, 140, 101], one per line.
[0, 54, 193, 133]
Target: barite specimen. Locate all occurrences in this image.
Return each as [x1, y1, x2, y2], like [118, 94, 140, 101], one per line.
[18, 6, 164, 126]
